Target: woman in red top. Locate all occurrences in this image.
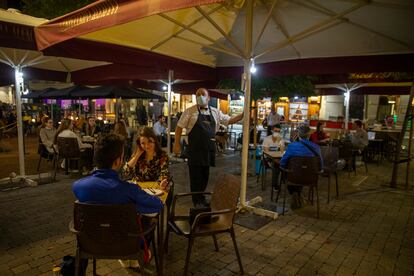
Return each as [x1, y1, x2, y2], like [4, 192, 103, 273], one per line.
[310, 122, 330, 144]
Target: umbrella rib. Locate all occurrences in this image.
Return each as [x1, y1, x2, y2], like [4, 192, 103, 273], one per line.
[151, 4, 224, 51]
[259, 0, 301, 58]
[255, 1, 368, 59]
[195, 6, 245, 57]
[157, 13, 237, 55]
[0, 49, 15, 67]
[293, 0, 411, 49]
[337, 0, 414, 9]
[175, 35, 243, 58]
[254, 0, 279, 51]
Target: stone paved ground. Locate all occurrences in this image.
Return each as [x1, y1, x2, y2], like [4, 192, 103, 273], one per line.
[0, 151, 413, 275]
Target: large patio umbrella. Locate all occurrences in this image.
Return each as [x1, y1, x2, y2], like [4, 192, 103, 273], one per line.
[34, 0, 414, 212]
[0, 9, 110, 178]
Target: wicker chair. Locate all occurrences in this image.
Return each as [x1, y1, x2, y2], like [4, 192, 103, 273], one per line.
[56, 137, 81, 175]
[320, 146, 340, 203]
[280, 156, 322, 218]
[70, 201, 158, 276]
[165, 174, 243, 275]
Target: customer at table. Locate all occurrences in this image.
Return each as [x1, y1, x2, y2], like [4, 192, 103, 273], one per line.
[280, 124, 323, 209]
[124, 127, 169, 189]
[73, 133, 163, 269]
[153, 115, 167, 147]
[262, 124, 286, 191]
[310, 122, 330, 145]
[263, 124, 286, 152]
[39, 117, 56, 154]
[83, 116, 101, 137]
[350, 120, 368, 150]
[55, 118, 92, 151]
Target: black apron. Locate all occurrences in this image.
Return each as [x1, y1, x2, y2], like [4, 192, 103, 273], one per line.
[187, 106, 216, 166]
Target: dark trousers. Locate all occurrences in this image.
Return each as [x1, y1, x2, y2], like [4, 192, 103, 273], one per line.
[188, 165, 210, 206]
[271, 161, 281, 189]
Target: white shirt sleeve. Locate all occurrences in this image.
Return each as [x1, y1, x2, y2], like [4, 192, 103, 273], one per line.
[177, 108, 191, 130]
[218, 109, 231, 126]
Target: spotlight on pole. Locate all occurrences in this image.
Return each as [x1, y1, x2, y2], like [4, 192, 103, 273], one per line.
[162, 85, 168, 91]
[249, 58, 257, 74]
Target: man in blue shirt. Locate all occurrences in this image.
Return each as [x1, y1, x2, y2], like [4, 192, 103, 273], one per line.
[280, 124, 323, 209]
[73, 133, 163, 214]
[73, 133, 163, 270]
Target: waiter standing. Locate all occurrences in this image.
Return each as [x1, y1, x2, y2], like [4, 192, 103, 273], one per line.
[173, 88, 243, 207]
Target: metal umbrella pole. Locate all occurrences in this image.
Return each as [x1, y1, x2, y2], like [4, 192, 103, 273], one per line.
[14, 67, 26, 177]
[167, 70, 174, 154]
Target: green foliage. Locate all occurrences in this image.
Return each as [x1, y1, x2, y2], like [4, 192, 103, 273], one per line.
[21, 0, 94, 19]
[217, 75, 316, 100]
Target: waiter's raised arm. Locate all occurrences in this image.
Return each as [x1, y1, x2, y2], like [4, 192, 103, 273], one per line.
[173, 126, 183, 155]
[228, 112, 243, 125]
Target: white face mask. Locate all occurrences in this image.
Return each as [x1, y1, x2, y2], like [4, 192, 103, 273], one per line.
[196, 95, 208, 106]
[272, 132, 280, 138]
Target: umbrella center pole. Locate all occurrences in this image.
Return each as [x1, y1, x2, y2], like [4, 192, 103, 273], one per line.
[14, 67, 26, 177]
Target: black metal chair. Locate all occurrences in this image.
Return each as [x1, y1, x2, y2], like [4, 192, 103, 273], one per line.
[280, 156, 323, 218]
[70, 201, 159, 276]
[37, 138, 56, 172]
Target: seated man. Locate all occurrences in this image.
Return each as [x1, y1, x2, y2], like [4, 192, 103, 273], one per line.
[350, 120, 368, 151]
[280, 124, 323, 209]
[262, 124, 286, 190]
[153, 115, 167, 147]
[73, 133, 163, 269]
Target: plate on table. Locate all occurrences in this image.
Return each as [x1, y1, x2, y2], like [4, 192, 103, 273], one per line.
[143, 188, 164, 196]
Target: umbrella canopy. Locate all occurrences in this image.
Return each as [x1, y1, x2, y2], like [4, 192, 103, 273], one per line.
[35, 0, 414, 67]
[71, 85, 166, 100]
[40, 84, 91, 99]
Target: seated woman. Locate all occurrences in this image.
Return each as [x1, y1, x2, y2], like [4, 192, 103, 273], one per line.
[124, 127, 169, 190]
[55, 118, 93, 172]
[39, 117, 56, 154]
[310, 122, 330, 145]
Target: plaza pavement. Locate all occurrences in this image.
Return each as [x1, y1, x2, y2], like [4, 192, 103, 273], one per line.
[0, 151, 413, 276]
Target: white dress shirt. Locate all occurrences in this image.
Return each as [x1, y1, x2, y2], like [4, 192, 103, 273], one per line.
[153, 121, 166, 136]
[263, 135, 286, 151]
[177, 105, 230, 134]
[267, 112, 280, 126]
[58, 129, 92, 150]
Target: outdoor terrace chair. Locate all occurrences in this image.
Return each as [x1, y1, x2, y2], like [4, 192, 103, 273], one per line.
[70, 201, 159, 276]
[56, 137, 82, 175]
[320, 145, 340, 203]
[280, 156, 323, 218]
[165, 174, 243, 275]
[37, 137, 57, 172]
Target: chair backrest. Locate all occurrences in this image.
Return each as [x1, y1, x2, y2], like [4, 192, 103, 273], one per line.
[320, 146, 339, 171]
[286, 156, 321, 186]
[73, 201, 141, 257]
[57, 137, 81, 158]
[210, 174, 240, 226]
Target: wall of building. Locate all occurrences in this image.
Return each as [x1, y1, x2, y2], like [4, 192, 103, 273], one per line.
[365, 95, 380, 121]
[319, 95, 344, 120]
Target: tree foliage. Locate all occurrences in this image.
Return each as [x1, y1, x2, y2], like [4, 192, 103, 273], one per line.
[217, 75, 316, 100]
[21, 0, 94, 19]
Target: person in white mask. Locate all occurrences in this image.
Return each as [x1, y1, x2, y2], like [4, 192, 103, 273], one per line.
[262, 124, 286, 192]
[173, 88, 243, 207]
[262, 124, 285, 152]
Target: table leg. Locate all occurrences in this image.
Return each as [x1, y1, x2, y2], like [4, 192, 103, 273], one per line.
[158, 208, 164, 275]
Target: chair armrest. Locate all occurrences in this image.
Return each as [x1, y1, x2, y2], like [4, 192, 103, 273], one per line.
[171, 192, 213, 218]
[279, 167, 291, 173]
[127, 222, 157, 238]
[68, 220, 79, 234]
[190, 208, 233, 231]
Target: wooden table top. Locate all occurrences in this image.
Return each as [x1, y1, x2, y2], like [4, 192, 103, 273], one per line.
[133, 181, 168, 203]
